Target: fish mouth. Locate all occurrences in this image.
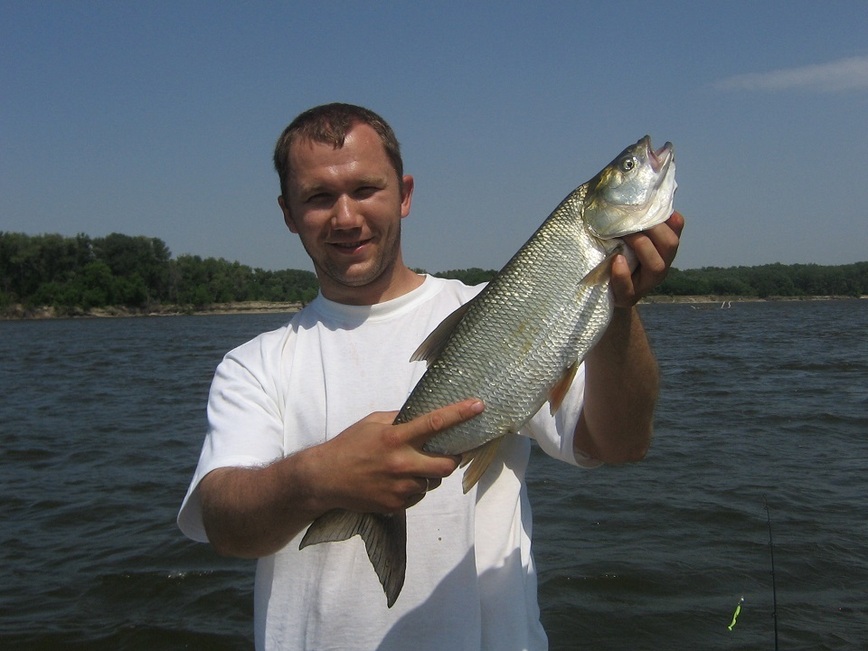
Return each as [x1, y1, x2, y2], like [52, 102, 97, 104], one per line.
[646, 137, 674, 173]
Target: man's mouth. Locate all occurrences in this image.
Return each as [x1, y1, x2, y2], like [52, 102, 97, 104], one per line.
[330, 239, 371, 253]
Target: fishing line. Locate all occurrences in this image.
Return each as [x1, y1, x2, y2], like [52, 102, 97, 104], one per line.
[764, 496, 780, 651]
[727, 498, 781, 650]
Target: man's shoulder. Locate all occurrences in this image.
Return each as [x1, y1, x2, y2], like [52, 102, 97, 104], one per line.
[222, 319, 295, 363]
[426, 275, 486, 303]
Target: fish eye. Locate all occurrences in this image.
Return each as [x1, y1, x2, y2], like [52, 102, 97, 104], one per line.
[620, 157, 636, 172]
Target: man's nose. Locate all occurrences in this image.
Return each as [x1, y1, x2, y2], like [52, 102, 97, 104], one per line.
[331, 195, 362, 228]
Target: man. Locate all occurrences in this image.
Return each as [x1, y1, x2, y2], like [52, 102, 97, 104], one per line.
[178, 103, 683, 650]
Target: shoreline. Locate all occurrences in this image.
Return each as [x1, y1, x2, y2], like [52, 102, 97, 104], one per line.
[639, 294, 867, 304]
[1, 295, 864, 321]
[0, 301, 304, 321]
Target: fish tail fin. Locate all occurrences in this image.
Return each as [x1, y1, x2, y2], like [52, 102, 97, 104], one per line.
[300, 509, 407, 607]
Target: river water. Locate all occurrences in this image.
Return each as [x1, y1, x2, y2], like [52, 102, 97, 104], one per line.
[1, 300, 866, 649]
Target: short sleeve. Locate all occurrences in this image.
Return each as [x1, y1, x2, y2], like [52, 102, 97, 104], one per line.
[177, 335, 287, 542]
[521, 362, 602, 469]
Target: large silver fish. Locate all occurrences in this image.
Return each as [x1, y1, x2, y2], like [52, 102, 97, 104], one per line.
[300, 136, 677, 606]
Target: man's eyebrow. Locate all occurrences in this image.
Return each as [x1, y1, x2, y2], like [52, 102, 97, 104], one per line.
[352, 173, 389, 187]
[294, 182, 328, 197]
[295, 175, 388, 197]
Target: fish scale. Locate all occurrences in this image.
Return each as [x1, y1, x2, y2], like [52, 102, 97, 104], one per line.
[401, 185, 613, 457]
[300, 135, 677, 607]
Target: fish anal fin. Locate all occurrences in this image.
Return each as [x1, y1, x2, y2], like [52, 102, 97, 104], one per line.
[410, 301, 474, 364]
[549, 361, 579, 416]
[300, 508, 407, 608]
[579, 243, 624, 287]
[460, 437, 503, 493]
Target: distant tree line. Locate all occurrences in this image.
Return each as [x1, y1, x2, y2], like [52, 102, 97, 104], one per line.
[1, 232, 865, 316]
[654, 262, 867, 298]
[432, 267, 499, 286]
[0, 232, 319, 315]
[435, 263, 867, 299]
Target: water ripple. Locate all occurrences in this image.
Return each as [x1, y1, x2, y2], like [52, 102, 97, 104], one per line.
[2, 303, 866, 649]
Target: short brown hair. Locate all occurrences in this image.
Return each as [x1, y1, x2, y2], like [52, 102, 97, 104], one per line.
[273, 103, 404, 200]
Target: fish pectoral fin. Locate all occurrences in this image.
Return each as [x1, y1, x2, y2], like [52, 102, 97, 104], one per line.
[300, 508, 407, 608]
[460, 437, 503, 493]
[410, 301, 474, 363]
[548, 361, 579, 415]
[578, 243, 624, 287]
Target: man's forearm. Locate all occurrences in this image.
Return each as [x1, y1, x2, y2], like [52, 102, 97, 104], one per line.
[574, 306, 659, 463]
[199, 447, 328, 558]
[197, 400, 479, 558]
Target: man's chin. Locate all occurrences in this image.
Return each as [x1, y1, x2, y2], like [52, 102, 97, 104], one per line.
[321, 261, 385, 289]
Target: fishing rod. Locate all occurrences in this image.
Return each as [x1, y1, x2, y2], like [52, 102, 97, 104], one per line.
[764, 496, 779, 651]
[728, 498, 780, 648]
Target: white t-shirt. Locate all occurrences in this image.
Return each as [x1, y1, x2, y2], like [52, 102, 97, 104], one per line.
[178, 275, 597, 651]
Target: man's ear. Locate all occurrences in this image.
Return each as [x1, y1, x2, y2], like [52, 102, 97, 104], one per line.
[400, 175, 414, 218]
[278, 195, 298, 234]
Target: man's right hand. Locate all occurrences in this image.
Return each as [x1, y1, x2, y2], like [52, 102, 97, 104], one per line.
[199, 398, 484, 558]
[312, 398, 484, 514]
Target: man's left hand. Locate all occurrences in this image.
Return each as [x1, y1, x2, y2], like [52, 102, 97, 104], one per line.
[610, 211, 684, 308]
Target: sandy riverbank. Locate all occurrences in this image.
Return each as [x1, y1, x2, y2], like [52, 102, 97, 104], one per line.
[0, 301, 304, 320]
[639, 294, 865, 304]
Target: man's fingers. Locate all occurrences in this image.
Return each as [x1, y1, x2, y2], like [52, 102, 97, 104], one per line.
[398, 398, 484, 447]
[404, 476, 443, 508]
[609, 253, 637, 307]
[666, 210, 685, 238]
[612, 211, 684, 307]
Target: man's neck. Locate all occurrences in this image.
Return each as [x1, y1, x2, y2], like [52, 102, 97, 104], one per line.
[319, 265, 425, 306]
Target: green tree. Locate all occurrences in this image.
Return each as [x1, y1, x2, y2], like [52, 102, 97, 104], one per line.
[92, 233, 171, 303]
[435, 268, 497, 285]
[3, 231, 866, 315]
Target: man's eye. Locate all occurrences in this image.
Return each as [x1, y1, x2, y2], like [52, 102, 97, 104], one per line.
[305, 193, 330, 204]
[355, 186, 378, 199]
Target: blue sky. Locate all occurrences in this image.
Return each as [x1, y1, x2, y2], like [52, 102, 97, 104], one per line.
[2, 1, 866, 274]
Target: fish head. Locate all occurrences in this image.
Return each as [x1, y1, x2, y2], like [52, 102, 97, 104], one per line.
[583, 136, 677, 239]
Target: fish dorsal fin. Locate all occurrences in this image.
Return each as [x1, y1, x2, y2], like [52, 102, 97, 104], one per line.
[579, 243, 624, 287]
[459, 436, 503, 493]
[548, 361, 579, 416]
[410, 301, 474, 364]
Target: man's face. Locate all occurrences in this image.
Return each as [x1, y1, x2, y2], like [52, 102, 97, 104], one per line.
[279, 124, 414, 304]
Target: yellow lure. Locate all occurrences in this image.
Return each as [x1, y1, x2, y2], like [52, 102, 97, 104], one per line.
[728, 596, 745, 631]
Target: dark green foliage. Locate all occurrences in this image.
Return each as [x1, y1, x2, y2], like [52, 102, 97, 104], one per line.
[1, 231, 865, 315]
[0, 232, 319, 313]
[437, 263, 868, 298]
[654, 262, 867, 298]
[434, 267, 498, 285]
